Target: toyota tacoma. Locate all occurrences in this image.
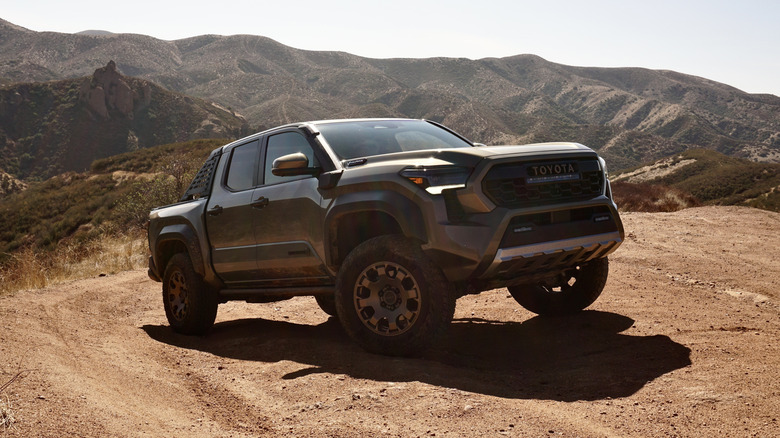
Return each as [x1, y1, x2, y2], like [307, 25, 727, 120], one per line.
[147, 118, 624, 356]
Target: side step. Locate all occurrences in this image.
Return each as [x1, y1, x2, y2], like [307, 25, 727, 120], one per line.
[219, 286, 334, 303]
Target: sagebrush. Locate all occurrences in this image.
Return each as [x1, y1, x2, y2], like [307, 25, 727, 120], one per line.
[0, 231, 147, 296]
[612, 181, 699, 212]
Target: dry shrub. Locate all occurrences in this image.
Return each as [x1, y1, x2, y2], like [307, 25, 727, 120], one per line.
[0, 395, 13, 429]
[1, 371, 26, 430]
[0, 231, 147, 296]
[612, 181, 699, 212]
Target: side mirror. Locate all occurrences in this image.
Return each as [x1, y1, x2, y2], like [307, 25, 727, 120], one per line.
[271, 152, 320, 177]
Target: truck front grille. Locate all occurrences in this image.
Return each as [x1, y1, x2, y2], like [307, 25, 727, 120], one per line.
[482, 158, 604, 208]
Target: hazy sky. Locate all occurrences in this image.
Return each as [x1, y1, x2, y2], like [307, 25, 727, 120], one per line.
[4, 0, 779, 96]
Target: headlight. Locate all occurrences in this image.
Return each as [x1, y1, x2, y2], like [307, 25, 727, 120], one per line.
[597, 156, 613, 199]
[400, 166, 472, 195]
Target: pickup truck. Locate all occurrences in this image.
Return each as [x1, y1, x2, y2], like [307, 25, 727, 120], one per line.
[147, 118, 624, 356]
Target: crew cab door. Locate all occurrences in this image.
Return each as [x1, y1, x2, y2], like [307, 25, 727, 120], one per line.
[249, 130, 330, 285]
[204, 139, 261, 282]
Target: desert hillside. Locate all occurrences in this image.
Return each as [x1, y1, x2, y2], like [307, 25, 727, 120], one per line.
[0, 61, 248, 180]
[612, 148, 780, 212]
[1, 206, 778, 437]
[1, 18, 778, 172]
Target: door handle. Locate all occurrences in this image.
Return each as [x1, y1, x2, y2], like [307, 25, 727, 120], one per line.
[208, 205, 223, 216]
[251, 197, 269, 209]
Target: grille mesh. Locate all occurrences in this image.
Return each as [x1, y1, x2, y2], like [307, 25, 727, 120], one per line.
[483, 159, 603, 208]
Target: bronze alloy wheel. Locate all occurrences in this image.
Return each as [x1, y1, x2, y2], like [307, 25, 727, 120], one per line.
[335, 235, 455, 356]
[161, 253, 218, 335]
[166, 269, 189, 321]
[352, 261, 421, 336]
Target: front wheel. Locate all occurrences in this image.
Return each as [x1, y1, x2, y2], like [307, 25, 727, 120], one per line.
[162, 253, 218, 335]
[508, 257, 609, 316]
[314, 294, 338, 317]
[334, 236, 455, 356]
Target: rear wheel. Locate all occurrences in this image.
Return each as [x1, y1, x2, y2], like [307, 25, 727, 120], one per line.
[335, 236, 455, 356]
[508, 257, 609, 315]
[162, 253, 218, 335]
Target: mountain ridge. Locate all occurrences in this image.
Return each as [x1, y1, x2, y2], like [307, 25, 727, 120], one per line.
[1, 17, 778, 173]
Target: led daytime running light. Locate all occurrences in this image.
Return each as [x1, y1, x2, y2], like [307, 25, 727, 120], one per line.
[400, 166, 471, 194]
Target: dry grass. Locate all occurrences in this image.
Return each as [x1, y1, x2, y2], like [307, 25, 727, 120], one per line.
[0, 370, 28, 431]
[612, 181, 700, 212]
[0, 232, 147, 296]
[0, 395, 13, 430]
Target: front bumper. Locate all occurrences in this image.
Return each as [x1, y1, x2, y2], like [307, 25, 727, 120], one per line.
[423, 196, 624, 290]
[479, 230, 622, 287]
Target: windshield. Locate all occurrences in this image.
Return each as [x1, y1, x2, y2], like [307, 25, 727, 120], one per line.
[314, 120, 473, 159]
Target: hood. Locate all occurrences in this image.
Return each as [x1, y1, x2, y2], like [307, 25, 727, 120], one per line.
[343, 142, 596, 170]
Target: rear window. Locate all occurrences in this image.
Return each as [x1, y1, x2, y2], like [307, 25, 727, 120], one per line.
[315, 120, 472, 159]
[225, 141, 258, 191]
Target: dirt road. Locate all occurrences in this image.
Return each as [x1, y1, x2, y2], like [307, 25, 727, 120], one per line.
[1, 206, 778, 437]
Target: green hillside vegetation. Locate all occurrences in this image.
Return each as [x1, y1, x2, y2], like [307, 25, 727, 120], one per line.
[0, 138, 224, 260]
[614, 149, 780, 212]
[90, 137, 222, 174]
[656, 149, 780, 209]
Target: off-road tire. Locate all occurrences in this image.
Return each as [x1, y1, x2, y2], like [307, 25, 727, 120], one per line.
[334, 235, 455, 356]
[162, 253, 218, 335]
[508, 257, 609, 316]
[315, 294, 338, 317]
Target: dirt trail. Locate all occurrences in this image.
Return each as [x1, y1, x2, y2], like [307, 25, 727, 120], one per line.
[1, 206, 778, 437]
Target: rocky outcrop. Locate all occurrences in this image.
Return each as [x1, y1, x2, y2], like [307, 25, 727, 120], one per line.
[80, 60, 151, 120]
[0, 62, 247, 180]
[0, 169, 27, 196]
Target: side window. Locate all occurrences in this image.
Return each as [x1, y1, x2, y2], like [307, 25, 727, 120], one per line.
[225, 141, 258, 191]
[264, 132, 319, 185]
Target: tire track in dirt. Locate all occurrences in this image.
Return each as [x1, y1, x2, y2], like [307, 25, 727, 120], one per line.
[1, 206, 778, 437]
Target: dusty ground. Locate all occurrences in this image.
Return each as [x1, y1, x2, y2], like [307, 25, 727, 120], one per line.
[1, 206, 778, 437]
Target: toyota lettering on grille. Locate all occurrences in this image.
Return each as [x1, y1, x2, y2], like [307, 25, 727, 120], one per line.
[526, 162, 579, 184]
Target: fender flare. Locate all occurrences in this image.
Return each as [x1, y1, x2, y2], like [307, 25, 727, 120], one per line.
[323, 190, 427, 267]
[155, 224, 206, 278]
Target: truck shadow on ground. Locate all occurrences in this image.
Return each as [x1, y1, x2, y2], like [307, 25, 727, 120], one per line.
[143, 310, 690, 401]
